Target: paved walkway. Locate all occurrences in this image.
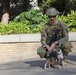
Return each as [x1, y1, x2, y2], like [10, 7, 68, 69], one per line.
[0, 50, 76, 75]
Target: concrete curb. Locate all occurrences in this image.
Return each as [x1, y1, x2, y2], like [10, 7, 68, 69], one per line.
[0, 32, 76, 43]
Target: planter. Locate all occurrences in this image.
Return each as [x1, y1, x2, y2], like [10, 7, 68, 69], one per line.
[0, 32, 76, 43]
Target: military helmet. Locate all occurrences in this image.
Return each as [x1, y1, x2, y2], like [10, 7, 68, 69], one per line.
[46, 7, 59, 16]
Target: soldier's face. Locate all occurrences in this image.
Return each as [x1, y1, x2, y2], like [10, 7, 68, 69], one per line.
[48, 16, 56, 23]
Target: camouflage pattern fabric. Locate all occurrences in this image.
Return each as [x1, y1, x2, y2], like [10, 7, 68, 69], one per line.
[46, 7, 59, 16]
[37, 46, 46, 58]
[38, 20, 72, 58]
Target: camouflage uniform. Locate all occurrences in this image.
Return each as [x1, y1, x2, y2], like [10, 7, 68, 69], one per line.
[41, 20, 71, 59]
[37, 7, 72, 60]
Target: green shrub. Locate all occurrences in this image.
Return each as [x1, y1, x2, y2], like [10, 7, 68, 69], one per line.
[0, 22, 43, 35]
[14, 9, 48, 26]
[13, 9, 48, 34]
[0, 10, 76, 35]
[57, 10, 76, 32]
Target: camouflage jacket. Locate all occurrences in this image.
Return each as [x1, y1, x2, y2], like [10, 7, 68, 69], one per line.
[41, 20, 69, 47]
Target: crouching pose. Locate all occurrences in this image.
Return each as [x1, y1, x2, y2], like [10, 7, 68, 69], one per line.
[37, 7, 72, 69]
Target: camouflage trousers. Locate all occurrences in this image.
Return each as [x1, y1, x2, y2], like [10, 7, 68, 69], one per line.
[60, 41, 72, 60]
[37, 41, 72, 59]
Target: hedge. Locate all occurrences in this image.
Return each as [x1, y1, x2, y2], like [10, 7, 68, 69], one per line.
[0, 9, 76, 35]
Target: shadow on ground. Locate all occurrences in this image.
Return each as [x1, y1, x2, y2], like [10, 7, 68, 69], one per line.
[23, 59, 46, 69]
[67, 55, 76, 61]
[23, 52, 76, 68]
[0, 52, 76, 75]
[65, 52, 76, 65]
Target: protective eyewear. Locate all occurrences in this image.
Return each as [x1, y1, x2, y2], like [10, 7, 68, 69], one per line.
[48, 16, 56, 18]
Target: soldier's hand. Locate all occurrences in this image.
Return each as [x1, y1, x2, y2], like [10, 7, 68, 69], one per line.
[55, 41, 59, 45]
[46, 45, 50, 50]
[45, 45, 51, 52]
[49, 43, 56, 52]
[45, 42, 57, 52]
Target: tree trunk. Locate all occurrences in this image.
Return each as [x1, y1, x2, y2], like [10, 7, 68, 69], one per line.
[1, 0, 10, 25]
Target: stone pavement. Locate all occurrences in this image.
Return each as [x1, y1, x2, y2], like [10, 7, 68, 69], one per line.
[0, 49, 76, 75]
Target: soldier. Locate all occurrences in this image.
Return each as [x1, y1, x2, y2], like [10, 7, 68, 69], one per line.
[40, 7, 72, 65]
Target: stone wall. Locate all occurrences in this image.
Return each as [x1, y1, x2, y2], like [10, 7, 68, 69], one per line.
[0, 42, 41, 64]
[0, 33, 76, 64]
[0, 42, 76, 64]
